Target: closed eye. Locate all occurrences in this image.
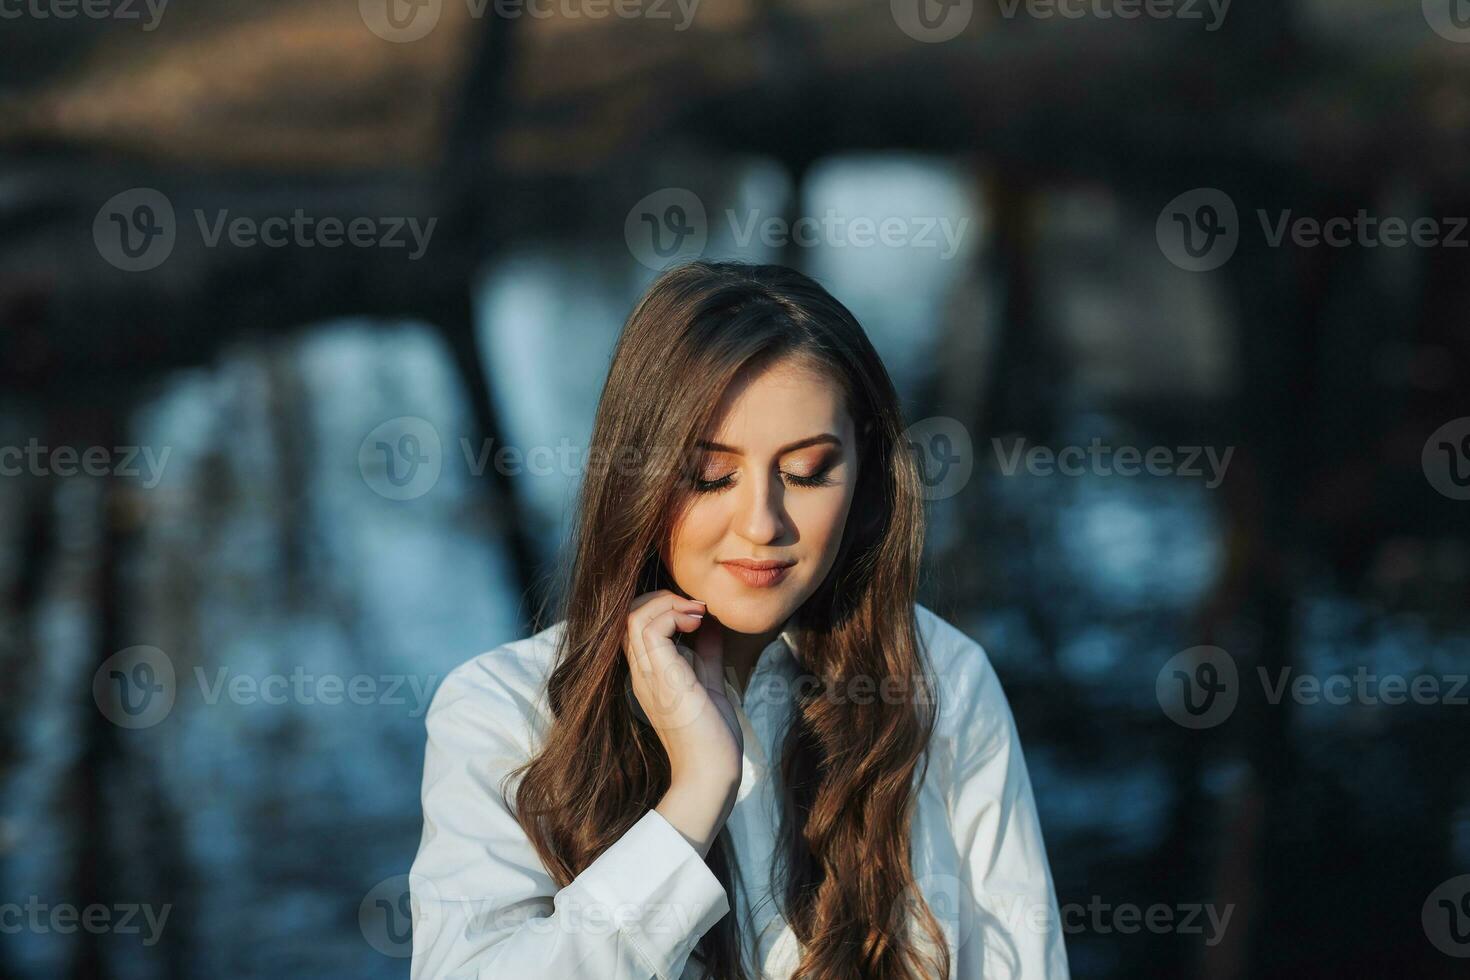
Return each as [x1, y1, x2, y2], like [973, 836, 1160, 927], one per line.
[692, 468, 837, 495]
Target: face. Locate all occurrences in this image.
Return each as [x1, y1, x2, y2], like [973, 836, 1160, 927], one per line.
[662, 356, 861, 635]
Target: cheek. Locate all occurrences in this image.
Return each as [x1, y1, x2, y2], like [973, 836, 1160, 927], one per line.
[787, 490, 852, 551]
[666, 499, 723, 565]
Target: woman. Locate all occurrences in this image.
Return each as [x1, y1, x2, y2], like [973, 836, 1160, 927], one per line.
[408, 260, 1069, 979]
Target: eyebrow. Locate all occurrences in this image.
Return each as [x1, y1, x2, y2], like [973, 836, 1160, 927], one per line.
[695, 433, 844, 455]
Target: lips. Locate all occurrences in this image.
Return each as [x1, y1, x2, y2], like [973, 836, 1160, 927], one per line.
[719, 558, 795, 588]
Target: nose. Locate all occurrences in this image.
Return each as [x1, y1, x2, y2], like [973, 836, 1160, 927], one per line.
[735, 471, 787, 543]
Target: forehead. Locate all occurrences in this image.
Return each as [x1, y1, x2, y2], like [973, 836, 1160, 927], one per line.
[706, 357, 852, 450]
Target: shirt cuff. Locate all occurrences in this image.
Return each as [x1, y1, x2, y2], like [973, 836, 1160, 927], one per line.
[560, 808, 732, 979]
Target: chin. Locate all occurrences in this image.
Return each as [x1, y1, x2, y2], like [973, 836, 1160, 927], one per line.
[706, 595, 791, 635]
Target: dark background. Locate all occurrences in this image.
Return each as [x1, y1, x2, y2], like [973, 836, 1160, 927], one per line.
[1, 1, 1469, 977]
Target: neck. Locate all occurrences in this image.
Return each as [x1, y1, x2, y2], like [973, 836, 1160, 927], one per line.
[720, 621, 782, 698]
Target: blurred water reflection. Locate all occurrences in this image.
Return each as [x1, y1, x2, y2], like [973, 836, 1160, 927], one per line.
[2, 155, 1466, 980]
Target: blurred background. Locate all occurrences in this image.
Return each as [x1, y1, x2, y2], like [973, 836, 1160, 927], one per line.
[2, 1, 1470, 977]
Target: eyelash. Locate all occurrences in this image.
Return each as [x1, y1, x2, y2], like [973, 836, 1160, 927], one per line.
[692, 469, 837, 495]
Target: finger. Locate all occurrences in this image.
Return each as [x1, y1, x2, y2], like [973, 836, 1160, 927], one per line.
[641, 606, 705, 665]
[628, 590, 699, 642]
[625, 624, 650, 676]
[628, 589, 662, 614]
[627, 590, 682, 673]
[637, 608, 706, 716]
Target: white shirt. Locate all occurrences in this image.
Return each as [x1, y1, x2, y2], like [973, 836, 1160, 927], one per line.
[409, 601, 1070, 979]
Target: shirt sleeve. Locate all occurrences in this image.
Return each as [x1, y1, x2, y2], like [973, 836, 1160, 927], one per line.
[945, 643, 1071, 979]
[408, 660, 732, 980]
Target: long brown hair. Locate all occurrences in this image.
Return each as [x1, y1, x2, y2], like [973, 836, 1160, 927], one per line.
[510, 260, 948, 979]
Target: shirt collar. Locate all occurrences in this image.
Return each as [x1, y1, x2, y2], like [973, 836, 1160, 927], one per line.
[727, 610, 803, 715]
[721, 611, 803, 691]
[764, 609, 801, 670]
